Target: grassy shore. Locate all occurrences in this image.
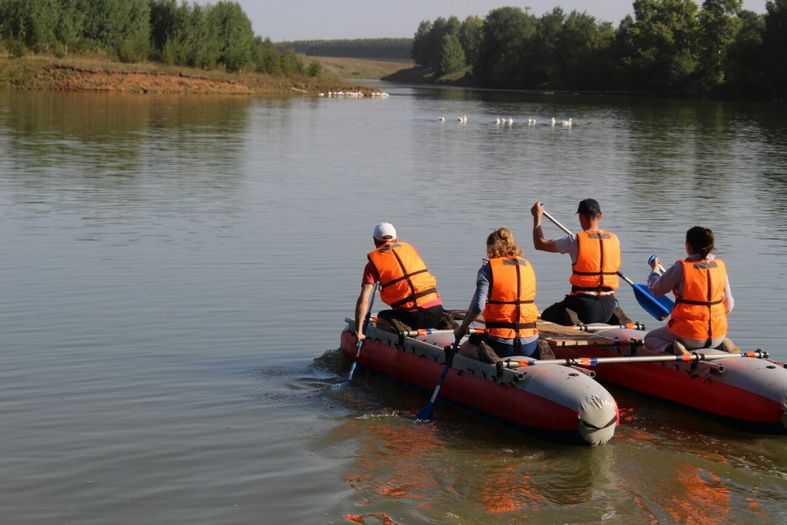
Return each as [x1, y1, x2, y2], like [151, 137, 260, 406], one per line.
[381, 65, 475, 86]
[305, 55, 413, 80]
[0, 51, 378, 95]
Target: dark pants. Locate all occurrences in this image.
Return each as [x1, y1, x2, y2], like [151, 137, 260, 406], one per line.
[377, 305, 445, 329]
[468, 333, 538, 359]
[540, 294, 621, 325]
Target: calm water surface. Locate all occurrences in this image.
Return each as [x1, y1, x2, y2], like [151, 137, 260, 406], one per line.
[0, 88, 785, 524]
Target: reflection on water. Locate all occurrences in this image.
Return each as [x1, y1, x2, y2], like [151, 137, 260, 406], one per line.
[0, 90, 785, 524]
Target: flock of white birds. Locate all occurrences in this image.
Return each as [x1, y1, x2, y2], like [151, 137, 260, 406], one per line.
[439, 115, 574, 127]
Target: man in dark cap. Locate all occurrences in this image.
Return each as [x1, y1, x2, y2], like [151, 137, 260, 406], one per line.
[530, 199, 630, 325]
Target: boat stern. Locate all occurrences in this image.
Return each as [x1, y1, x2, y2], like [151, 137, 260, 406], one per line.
[577, 394, 619, 446]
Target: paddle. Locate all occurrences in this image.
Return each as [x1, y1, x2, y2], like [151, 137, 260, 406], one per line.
[389, 322, 645, 337]
[540, 207, 673, 321]
[345, 283, 378, 383]
[415, 336, 461, 421]
[506, 349, 769, 369]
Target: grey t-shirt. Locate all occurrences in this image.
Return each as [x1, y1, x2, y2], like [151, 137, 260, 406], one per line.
[554, 234, 579, 262]
[647, 253, 734, 313]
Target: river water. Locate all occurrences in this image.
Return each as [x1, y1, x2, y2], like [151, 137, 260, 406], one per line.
[0, 87, 784, 524]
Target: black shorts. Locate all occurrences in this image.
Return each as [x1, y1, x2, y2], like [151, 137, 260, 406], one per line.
[377, 305, 445, 330]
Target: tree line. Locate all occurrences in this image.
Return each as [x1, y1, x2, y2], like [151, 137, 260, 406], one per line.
[280, 38, 413, 61]
[0, 0, 311, 75]
[411, 1, 787, 98]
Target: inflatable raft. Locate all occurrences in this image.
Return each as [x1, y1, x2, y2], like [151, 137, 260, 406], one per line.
[538, 322, 787, 433]
[340, 319, 619, 445]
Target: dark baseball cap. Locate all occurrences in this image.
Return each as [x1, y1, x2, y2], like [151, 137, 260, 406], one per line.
[576, 198, 602, 216]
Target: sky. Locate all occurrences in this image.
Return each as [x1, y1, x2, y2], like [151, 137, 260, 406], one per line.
[226, 0, 769, 42]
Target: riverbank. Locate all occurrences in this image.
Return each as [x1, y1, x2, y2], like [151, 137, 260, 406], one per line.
[382, 65, 475, 87]
[0, 53, 376, 96]
[306, 55, 413, 80]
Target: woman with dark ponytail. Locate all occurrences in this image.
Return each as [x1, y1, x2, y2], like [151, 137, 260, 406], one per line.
[644, 226, 738, 355]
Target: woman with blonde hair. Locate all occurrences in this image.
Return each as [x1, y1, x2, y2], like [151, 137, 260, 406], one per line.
[454, 228, 545, 363]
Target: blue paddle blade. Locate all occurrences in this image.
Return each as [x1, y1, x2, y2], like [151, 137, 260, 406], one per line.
[632, 284, 673, 321]
[415, 403, 434, 421]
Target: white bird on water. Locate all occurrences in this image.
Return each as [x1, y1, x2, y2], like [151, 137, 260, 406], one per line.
[562, 118, 573, 128]
[438, 116, 445, 122]
[457, 114, 468, 124]
[527, 117, 537, 126]
[551, 117, 556, 127]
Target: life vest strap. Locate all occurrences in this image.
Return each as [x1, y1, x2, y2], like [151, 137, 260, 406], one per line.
[390, 287, 438, 309]
[571, 270, 619, 276]
[379, 268, 427, 289]
[486, 299, 535, 305]
[571, 285, 615, 293]
[484, 321, 537, 330]
[675, 298, 724, 306]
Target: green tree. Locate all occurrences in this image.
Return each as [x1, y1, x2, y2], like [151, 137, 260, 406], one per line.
[424, 16, 460, 69]
[554, 11, 615, 90]
[725, 10, 765, 90]
[437, 33, 465, 76]
[149, 0, 177, 58]
[617, 0, 701, 91]
[207, 0, 253, 71]
[411, 20, 432, 66]
[185, 4, 220, 68]
[697, 0, 742, 92]
[0, 0, 58, 52]
[474, 6, 537, 88]
[278, 48, 303, 75]
[307, 60, 321, 77]
[458, 15, 483, 66]
[529, 8, 565, 87]
[763, 0, 787, 96]
[55, 0, 88, 54]
[113, 0, 150, 62]
[28, 0, 59, 52]
[251, 36, 281, 74]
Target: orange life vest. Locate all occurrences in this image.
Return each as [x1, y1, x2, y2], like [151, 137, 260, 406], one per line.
[668, 258, 728, 343]
[367, 241, 440, 310]
[483, 257, 539, 339]
[569, 230, 621, 294]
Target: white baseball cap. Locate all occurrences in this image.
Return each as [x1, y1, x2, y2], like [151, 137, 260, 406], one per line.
[373, 222, 397, 241]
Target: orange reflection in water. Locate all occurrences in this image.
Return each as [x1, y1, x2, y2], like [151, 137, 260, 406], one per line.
[344, 513, 399, 525]
[478, 462, 546, 514]
[339, 418, 444, 514]
[664, 467, 730, 524]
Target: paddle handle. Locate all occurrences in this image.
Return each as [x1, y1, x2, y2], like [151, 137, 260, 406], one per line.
[415, 337, 461, 421]
[347, 283, 378, 382]
[508, 350, 769, 368]
[542, 207, 637, 287]
[541, 208, 572, 235]
[648, 253, 667, 273]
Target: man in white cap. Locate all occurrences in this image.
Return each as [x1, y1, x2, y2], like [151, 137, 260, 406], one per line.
[355, 223, 447, 340]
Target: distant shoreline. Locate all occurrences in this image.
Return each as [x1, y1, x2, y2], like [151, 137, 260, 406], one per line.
[0, 54, 377, 96]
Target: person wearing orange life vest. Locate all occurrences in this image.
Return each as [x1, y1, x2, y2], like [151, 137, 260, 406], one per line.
[355, 223, 447, 341]
[644, 226, 738, 355]
[455, 228, 552, 363]
[531, 199, 631, 325]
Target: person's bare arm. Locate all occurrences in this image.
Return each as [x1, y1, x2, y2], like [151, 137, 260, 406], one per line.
[531, 201, 560, 253]
[355, 283, 374, 340]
